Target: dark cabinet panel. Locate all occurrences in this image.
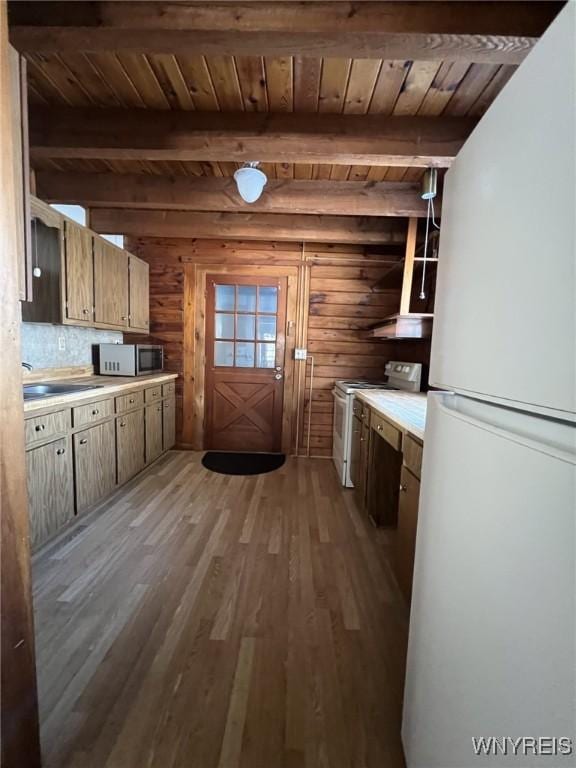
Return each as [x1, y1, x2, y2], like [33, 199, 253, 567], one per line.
[367, 429, 402, 527]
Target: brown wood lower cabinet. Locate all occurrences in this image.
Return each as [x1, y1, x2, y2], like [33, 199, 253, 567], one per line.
[396, 465, 420, 603]
[26, 437, 74, 550]
[163, 396, 176, 451]
[74, 421, 116, 513]
[116, 409, 145, 485]
[145, 403, 164, 465]
[367, 428, 402, 527]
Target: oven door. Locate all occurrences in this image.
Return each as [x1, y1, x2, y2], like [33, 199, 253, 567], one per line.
[332, 388, 350, 486]
[136, 345, 164, 375]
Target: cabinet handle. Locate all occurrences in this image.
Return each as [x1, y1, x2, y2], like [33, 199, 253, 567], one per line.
[157, 406, 162, 412]
[79, 438, 88, 445]
[400, 484, 407, 492]
[152, 391, 158, 396]
[83, 308, 90, 314]
[122, 316, 128, 321]
[120, 421, 126, 427]
[92, 408, 99, 415]
[360, 437, 365, 443]
[35, 424, 45, 432]
[129, 398, 135, 403]
[56, 448, 66, 455]
[377, 424, 383, 431]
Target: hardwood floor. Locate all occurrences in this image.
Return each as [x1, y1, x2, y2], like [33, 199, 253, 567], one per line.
[32, 451, 409, 768]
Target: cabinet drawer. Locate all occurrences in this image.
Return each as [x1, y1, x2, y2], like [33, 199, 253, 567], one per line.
[116, 390, 144, 413]
[72, 398, 114, 428]
[144, 385, 162, 403]
[403, 434, 423, 479]
[370, 412, 401, 451]
[25, 409, 70, 447]
[162, 381, 175, 397]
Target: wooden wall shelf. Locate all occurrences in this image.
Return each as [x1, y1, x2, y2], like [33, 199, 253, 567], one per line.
[369, 313, 433, 340]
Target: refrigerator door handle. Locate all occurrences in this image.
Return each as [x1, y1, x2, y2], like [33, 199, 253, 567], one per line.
[434, 393, 576, 464]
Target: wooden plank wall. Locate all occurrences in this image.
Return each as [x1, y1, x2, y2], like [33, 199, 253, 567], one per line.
[125, 236, 431, 455]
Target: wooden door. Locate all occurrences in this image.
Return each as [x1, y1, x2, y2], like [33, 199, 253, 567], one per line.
[74, 421, 116, 512]
[26, 437, 74, 550]
[145, 403, 163, 464]
[129, 255, 149, 331]
[162, 396, 176, 451]
[116, 409, 145, 485]
[205, 275, 287, 453]
[64, 220, 94, 323]
[396, 465, 420, 603]
[356, 418, 370, 512]
[94, 238, 129, 327]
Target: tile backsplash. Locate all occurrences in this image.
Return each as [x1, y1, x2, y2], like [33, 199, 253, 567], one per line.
[21, 323, 122, 370]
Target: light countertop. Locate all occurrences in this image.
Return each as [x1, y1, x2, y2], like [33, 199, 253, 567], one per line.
[23, 373, 178, 414]
[355, 390, 427, 441]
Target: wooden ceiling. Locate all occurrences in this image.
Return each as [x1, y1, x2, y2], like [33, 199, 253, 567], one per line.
[9, 1, 563, 240]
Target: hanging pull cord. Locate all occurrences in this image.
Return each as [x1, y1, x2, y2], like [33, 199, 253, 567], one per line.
[419, 197, 431, 300]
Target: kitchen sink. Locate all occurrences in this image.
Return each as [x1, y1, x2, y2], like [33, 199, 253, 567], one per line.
[23, 383, 105, 401]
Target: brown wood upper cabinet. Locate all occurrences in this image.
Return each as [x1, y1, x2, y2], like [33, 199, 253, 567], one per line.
[94, 238, 129, 328]
[129, 254, 149, 331]
[64, 219, 94, 323]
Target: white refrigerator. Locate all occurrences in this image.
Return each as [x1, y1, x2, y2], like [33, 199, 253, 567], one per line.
[402, 5, 576, 768]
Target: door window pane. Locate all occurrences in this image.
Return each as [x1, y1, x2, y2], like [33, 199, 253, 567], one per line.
[258, 286, 278, 313]
[257, 343, 276, 368]
[257, 316, 276, 340]
[214, 341, 234, 366]
[237, 285, 257, 312]
[215, 313, 234, 339]
[235, 342, 255, 367]
[237, 314, 256, 340]
[215, 284, 235, 311]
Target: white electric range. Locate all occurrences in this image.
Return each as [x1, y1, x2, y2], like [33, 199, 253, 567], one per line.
[332, 361, 422, 487]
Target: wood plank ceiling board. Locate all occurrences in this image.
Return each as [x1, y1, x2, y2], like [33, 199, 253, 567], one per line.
[205, 55, 244, 111]
[9, 1, 563, 63]
[392, 60, 443, 115]
[175, 54, 220, 110]
[343, 59, 381, 114]
[293, 56, 321, 112]
[235, 56, 268, 112]
[87, 52, 147, 108]
[147, 53, 195, 110]
[318, 57, 351, 113]
[115, 53, 170, 110]
[265, 56, 293, 112]
[467, 64, 518, 117]
[443, 62, 501, 116]
[417, 60, 471, 116]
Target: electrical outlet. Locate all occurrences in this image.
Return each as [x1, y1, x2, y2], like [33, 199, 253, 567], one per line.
[294, 348, 307, 360]
[58, 336, 66, 351]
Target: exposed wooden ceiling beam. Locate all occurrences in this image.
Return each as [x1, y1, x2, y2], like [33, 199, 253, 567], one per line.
[9, 1, 562, 64]
[29, 108, 475, 168]
[36, 172, 435, 218]
[89, 208, 406, 244]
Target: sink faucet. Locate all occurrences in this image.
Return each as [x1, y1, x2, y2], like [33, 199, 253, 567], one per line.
[22, 362, 33, 371]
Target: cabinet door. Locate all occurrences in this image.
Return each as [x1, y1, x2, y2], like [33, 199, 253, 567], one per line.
[128, 255, 149, 331]
[26, 437, 74, 550]
[117, 409, 145, 485]
[354, 419, 370, 512]
[74, 421, 116, 513]
[367, 429, 402, 527]
[94, 238, 129, 327]
[65, 220, 94, 323]
[145, 403, 163, 464]
[396, 466, 420, 603]
[349, 414, 362, 488]
[162, 396, 176, 451]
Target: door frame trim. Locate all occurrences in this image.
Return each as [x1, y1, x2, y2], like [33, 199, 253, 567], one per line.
[184, 263, 299, 453]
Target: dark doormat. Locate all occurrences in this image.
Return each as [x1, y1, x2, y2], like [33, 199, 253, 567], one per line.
[202, 452, 285, 476]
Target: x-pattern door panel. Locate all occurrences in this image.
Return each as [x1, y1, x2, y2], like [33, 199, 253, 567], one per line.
[205, 275, 287, 452]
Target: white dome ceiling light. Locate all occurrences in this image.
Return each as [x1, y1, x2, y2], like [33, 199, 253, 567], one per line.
[234, 162, 267, 203]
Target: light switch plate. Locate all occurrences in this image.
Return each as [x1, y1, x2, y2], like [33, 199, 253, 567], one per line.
[294, 348, 307, 360]
[58, 336, 66, 351]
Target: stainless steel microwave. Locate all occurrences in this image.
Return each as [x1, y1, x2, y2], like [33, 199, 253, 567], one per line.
[98, 344, 164, 376]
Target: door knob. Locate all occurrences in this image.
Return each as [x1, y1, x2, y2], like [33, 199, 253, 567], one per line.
[274, 373, 283, 380]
